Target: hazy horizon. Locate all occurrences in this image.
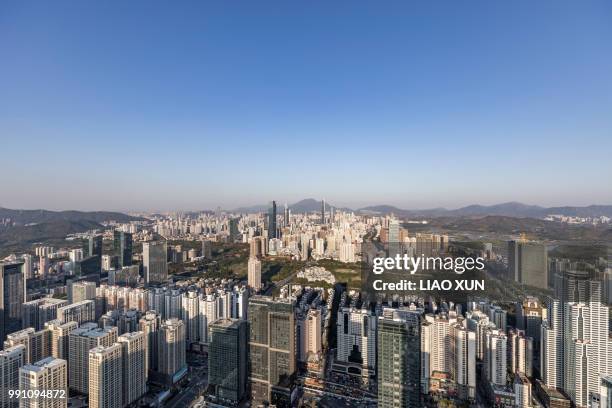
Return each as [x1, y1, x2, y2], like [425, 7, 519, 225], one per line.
[2, 1, 611, 211]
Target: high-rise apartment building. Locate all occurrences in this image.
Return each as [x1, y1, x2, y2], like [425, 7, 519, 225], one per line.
[4, 327, 51, 365]
[118, 332, 147, 405]
[159, 318, 187, 384]
[143, 240, 168, 285]
[336, 306, 377, 381]
[68, 281, 96, 304]
[248, 257, 262, 291]
[88, 344, 123, 408]
[139, 311, 161, 374]
[19, 357, 68, 408]
[68, 323, 118, 394]
[22, 298, 67, 331]
[57, 300, 95, 325]
[45, 320, 78, 361]
[0, 345, 26, 408]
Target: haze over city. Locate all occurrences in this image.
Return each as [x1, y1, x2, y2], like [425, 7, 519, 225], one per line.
[2, 1, 612, 211]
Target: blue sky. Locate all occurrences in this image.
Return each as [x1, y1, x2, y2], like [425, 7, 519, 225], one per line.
[1, 1, 611, 211]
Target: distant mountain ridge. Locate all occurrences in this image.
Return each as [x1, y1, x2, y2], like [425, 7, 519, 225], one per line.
[0, 207, 144, 225]
[233, 200, 612, 218]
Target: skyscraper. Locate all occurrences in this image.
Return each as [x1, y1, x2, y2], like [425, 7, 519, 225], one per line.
[208, 319, 248, 404]
[143, 240, 168, 286]
[4, 327, 51, 365]
[248, 257, 262, 291]
[85, 235, 103, 258]
[248, 296, 295, 406]
[22, 298, 67, 331]
[57, 300, 95, 325]
[336, 306, 377, 382]
[201, 239, 212, 259]
[321, 199, 325, 224]
[1, 261, 26, 344]
[284, 202, 289, 226]
[268, 201, 277, 240]
[377, 309, 421, 408]
[88, 344, 123, 408]
[159, 318, 187, 384]
[118, 331, 147, 405]
[68, 281, 96, 304]
[68, 323, 118, 394]
[19, 357, 68, 408]
[139, 311, 161, 375]
[508, 240, 548, 289]
[0, 345, 26, 408]
[113, 230, 133, 268]
[45, 320, 78, 361]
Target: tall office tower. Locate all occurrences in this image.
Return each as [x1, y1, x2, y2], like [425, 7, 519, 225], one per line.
[336, 306, 377, 381]
[118, 332, 147, 405]
[68, 281, 96, 304]
[509, 329, 533, 377]
[300, 234, 310, 261]
[113, 230, 133, 268]
[420, 320, 432, 393]
[321, 199, 325, 224]
[22, 298, 68, 331]
[139, 311, 161, 374]
[377, 309, 421, 408]
[450, 324, 477, 400]
[181, 291, 199, 344]
[143, 240, 168, 286]
[248, 257, 262, 291]
[600, 375, 612, 408]
[73, 256, 102, 277]
[4, 327, 51, 365]
[88, 344, 123, 408]
[68, 323, 118, 394]
[85, 235, 103, 258]
[57, 300, 95, 325]
[1, 261, 26, 343]
[0, 345, 26, 408]
[284, 203, 289, 226]
[19, 357, 68, 408]
[159, 318, 187, 383]
[507, 240, 548, 289]
[201, 239, 212, 259]
[388, 218, 400, 258]
[267, 201, 277, 240]
[248, 296, 296, 406]
[564, 291, 610, 408]
[208, 319, 248, 404]
[22, 254, 33, 280]
[45, 320, 78, 361]
[484, 329, 507, 386]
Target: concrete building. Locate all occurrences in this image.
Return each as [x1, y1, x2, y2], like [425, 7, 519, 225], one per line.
[19, 357, 68, 408]
[88, 344, 123, 408]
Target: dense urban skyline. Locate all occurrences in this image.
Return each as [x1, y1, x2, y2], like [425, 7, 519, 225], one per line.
[2, 1, 612, 210]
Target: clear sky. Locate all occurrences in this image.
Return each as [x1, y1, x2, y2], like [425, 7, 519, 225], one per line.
[1, 1, 611, 211]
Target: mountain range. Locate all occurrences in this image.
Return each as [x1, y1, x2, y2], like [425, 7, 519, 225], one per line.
[0, 207, 144, 226]
[234, 200, 612, 218]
